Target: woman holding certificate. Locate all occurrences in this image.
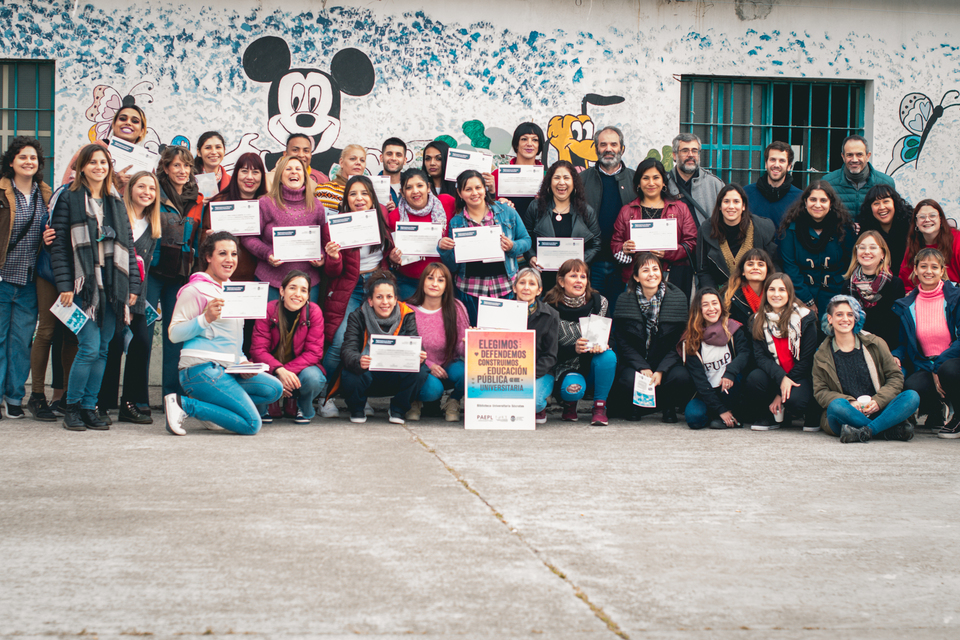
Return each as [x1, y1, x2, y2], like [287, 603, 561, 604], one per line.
[241, 155, 327, 304]
[513, 268, 559, 424]
[194, 131, 230, 193]
[329, 270, 428, 424]
[438, 170, 532, 325]
[694, 184, 778, 291]
[164, 231, 284, 436]
[387, 168, 456, 301]
[611, 158, 698, 298]
[486, 122, 545, 216]
[61, 99, 149, 193]
[51, 144, 141, 431]
[522, 160, 601, 293]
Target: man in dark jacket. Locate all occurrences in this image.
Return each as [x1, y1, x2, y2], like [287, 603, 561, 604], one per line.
[742, 141, 802, 228]
[581, 126, 635, 313]
[823, 135, 896, 216]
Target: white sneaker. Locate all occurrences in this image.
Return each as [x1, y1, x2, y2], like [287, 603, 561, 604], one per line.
[320, 400, 340, 418]
[349, 413, 367, 424]
[750, 422, 780, 431]
[802, 425, 821, 432]
[163, 393, 187, 436]
[364, 401, 374, 416]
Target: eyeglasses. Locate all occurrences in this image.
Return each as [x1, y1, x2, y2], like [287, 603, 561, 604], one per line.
[677, 148, 700, 156]
[856, 244, 882, 252]
[916, 214, 938, 222]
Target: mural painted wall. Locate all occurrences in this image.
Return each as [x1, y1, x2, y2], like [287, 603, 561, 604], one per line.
[3, 0, 960, 212]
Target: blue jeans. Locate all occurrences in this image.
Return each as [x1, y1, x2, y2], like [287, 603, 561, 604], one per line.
[684, 384, 740, 430]
[322, 276, 370, 375]
[0, 280, 37, 406]
[146, 274, 184, 397]
[179, 362, 284, 434]
[420, 360, 466, 402]
[67, 304, 116, 409]
[825, 391, 921, 437]
[268, 283, 320, 304]
[590, 260, 626, 315]
[395, 273, 419, 302]
[536, 374, 554, 413]
[257, 365, 327, 419]
[557, 349, 617, 403]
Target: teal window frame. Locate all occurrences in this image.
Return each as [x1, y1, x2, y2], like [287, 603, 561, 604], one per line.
[680, 76, 865, 188]
[0, 60, 56, 185]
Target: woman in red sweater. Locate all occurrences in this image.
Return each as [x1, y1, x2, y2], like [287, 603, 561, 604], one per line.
[387, 168, 455, 300]
[898, 199, 960, 291]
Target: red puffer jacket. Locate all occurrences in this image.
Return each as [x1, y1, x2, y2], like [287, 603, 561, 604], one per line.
[250, 299, 326, 375]
[610, 197, 698, 282]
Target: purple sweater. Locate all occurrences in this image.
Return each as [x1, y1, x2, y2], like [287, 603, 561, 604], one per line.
[242, 185, 327, 289]
[413, 300, 469, 368]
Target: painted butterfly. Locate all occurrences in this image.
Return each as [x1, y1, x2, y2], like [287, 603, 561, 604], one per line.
[84, 80, 162, 151]
[886, 90, 960, 175]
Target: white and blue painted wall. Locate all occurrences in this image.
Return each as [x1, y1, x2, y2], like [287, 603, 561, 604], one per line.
[4, 0, 960, 213]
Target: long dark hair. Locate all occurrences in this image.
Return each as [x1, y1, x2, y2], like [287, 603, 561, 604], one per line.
[1, 136, 45, 184]
[421, 140, 456, 197]
[535, 160, 586, 220]
[857, 184, 911, 234]
[193, 131, 226, 173]
[407, 262, 460, 364]
[339, 175, 392, 253]
[724, 247, 774, 309]
[211, 153, 267, 202]
[454, 170, 496, 213]
[778, 180, 852, 241]
[276, 269, 312, 361]
[709, 183, 752, 243]
[751, 272, 798, 341]
[906, 199, 954, 266]
[632, 158, 674, 202]
[544, 259, 596, 305]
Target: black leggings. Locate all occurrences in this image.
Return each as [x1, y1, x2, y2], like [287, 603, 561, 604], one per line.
[743, 368, 820, 423]
[904, 358, 960, 417]
[98, 313, 153, 408]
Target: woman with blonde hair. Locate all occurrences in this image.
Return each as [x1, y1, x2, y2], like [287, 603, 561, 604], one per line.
[842, 230, 904, 350]
[316, 144, 367, 211]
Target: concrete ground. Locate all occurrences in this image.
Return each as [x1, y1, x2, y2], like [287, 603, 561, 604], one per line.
[1, 393, 958, 639]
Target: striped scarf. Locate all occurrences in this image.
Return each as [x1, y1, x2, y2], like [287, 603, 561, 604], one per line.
[636, 282, 666, 350]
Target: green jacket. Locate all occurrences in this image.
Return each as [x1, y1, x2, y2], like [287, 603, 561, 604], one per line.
[812, 331, 904, 435]
[822, 163, 895, 217]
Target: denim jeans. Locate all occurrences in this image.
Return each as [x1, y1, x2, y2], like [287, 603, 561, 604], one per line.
[590, 260, 626, 315]
[420, 360, 466, 402]
[557, 349, 617, 403]
[146, 274, 184, 397]
[825, 391, 921, 437]
[536, 374, 554, 413]
[67, 304, 116, 409]
[684, 383, 741, 430]
[0, 280, 37, 406]
[340, 365, 429, 416]
[257, 365, 327, 419]
[322, 275, 370, 375]
[179, 362, 284, 435]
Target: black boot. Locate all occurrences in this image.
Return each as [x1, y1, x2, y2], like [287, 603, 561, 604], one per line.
[118, 400, 153, 424]
[61, 403, 86, 431]
[80, 407, 109, 430]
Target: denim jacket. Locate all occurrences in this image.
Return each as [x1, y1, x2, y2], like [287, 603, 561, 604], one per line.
[438, 202, 532, 283]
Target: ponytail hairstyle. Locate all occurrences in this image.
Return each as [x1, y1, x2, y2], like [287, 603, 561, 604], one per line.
[751, 273, 798, 341]
[364, 268, 398, 299]
[685, 288, 731, 356]
[454, 169, 496, 213]
[407, 262, 460, 364]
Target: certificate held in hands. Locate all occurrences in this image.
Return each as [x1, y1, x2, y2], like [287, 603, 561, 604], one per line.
[445, 149, 493, 182]
[394, 222, 443, 257]
[369, 176, 392, 205]
[107, 138, 160, 174]
[536, 238, 583, 271]
[327, 210, 382, 249]
[209, 201, 261, 236]
[476, 296, 528, 331]
[272, 226, 323, 261]
[220, 282, 270, 319]
[369, 335, 422, 372]
[630, 218, 678, 252]
[452, 226, 503, 263]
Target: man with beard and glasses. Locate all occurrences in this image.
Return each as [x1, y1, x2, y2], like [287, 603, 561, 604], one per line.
[379, 137, 406, 211]
[666, 133, 724, 229]
[743, 141, 802, 228]
[823, 135, 896, 217]
[582, 126, 635, 313]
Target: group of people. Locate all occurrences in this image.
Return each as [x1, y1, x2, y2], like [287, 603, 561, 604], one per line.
[3, 102, 959, 443]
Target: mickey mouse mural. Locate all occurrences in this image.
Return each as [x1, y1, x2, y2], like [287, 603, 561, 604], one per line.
[242, 36, 376, 174]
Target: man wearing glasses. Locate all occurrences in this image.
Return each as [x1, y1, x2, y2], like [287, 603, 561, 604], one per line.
[666, 133, 724, 228]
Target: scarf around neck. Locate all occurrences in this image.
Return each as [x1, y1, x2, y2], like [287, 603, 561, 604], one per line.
[756, 173, 794, 202]
[637, 282, 666, 349]
[719, 220, 754, 275]
[796, 210, 839, 254]
[561, 291, 587, 308]
[361, 301, 403, 339]
[763, 303, 808, 365]
[742, 284, 762, 312]
[848, 266, 892, 308]
[398, 191, 447, 226]
[159, 173, 199, 217]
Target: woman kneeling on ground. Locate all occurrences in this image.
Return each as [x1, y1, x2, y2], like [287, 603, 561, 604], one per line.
[164, 232, 284, 435]
[813, 295, 919, 443]
[333, 270, 429, 424]
[251, 270, 326, 424]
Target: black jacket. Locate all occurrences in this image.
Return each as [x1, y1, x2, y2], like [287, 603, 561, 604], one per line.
[752, 311, 818, 385]
[341, 303, 419, 375]
[677, 323, 749, 416]
[527, 301, 560, 379]
[612, 282, 688, 373]
[522, 198, 601, 265]
[842, 276, 904, 352]
[695, 214, 778, 291]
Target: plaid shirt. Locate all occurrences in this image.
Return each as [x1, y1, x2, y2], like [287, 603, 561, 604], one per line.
[0, 182, 44, 286]
[455, 209, 512, 299]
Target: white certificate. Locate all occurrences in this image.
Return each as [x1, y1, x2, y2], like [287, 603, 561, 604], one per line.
[452, 225, 503, 263]
[369, 335, 422, 373]
[196, 172, 220, 199]
[578, 314, 612, 350]
[272, 226, 323, 261]
[220, 282, 269, 319]
[445, 149, 493, 182]
[394, 222, 443, 257]
[536, 238, 584, 271]
[476, 296, 528, 331]
[630, 218, 678, 252]
[327, 210, 382, 249]
[209, 201, 261, 236]
[369, 175, 392, 206]
[497, 165, 544, 198]
[107, 138, 160, 174]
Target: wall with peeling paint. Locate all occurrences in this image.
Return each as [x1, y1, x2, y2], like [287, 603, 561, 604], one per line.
[3, 0, 960, 212]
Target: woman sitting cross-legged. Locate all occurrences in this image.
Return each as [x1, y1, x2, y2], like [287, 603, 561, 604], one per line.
[163, 232, 284, 435]
[670, 288, 749, 429]
[812, 295, 919, 443]
[250, 270, 326, 424]
[544, 259, 615, 426]
[511, 267, 560, 423]
[332, 270, 429, 424]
